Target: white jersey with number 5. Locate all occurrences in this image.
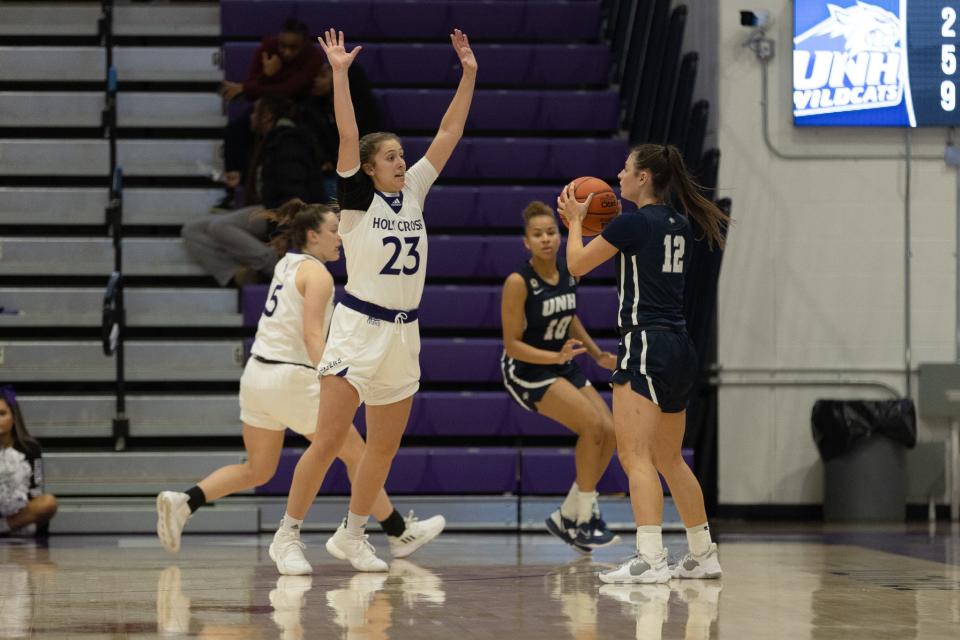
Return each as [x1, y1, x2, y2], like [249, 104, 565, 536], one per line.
[336, 157, 438, 311]
[250, 252, 334, 366]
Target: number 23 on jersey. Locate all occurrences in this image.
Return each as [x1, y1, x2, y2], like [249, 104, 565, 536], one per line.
[380, 235, 421, 276]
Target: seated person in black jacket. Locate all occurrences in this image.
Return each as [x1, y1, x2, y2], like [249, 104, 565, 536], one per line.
[298, 62, 384, 202]
[182, 95, 324, 286]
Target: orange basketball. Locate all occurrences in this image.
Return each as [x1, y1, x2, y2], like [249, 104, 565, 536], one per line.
[560, 176, 621, 236]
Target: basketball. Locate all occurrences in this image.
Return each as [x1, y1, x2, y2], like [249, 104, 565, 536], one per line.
[560, 176, 621, 236]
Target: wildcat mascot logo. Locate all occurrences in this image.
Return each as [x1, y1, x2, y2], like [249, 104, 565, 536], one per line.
[794, 1, 905, 117]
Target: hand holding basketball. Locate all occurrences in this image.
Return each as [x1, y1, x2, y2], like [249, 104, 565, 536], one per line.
[557, 177, 621, 237]
[557, 182, 590, 226]
[318, 29, 362, 71]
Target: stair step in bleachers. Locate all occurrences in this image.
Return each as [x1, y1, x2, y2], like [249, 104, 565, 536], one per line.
[221, 0, 601, 41]
[45, 451, 248, 495]
[0, 47, 221, 82]
[0, 288, 240, 327]
[2, 89, 613, 132]
[379, 88, 619, 132]
[0, 187, 223, 226]
[0, 92, 226, 128]
[0, 340, 244, 381]
[0, 236, 616, 278]
[225, 42, 610, 87]
[0, 137, 620, 178]
[0, 139, 220, 176]
[1, 2, 220, 37]
[20, 394, 239, 439]
[241, 284, 619, 330]
[0, 238, 205, 276]
[0, 185, 572, 227]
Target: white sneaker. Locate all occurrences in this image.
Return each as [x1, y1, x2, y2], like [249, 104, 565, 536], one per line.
[598, 549, 671, 584]
[325, 521, 389, 572]
[269, 527, 313, 576]
[156, 491, 191, 554]
[671, 543, 722, 579]
[269, 576, 313, 640]
[388, 511, 445, 558]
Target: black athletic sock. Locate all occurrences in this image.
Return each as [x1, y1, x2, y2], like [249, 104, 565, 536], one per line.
[379, 509, 406, 537]
[185, 486, 207, 513]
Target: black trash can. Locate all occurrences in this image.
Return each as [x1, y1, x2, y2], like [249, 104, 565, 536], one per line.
[812, 399, 917, 523]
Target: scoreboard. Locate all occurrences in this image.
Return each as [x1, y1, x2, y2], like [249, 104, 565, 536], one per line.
[793, 0, 959, 127]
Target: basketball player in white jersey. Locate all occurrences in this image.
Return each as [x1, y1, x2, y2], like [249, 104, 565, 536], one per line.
[269, 29, 477, 574]
[156, 199, 444, 560]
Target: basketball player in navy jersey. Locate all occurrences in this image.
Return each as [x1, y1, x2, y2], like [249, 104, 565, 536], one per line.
[269, 29, 477, 574]
[558, 144, 730, 584]
[500, 201, 620, 551]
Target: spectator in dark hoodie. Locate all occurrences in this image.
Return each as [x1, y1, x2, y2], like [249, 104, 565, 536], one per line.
[182, 95, 324, 286]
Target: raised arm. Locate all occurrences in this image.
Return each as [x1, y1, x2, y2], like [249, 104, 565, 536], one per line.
[501, 274, 586, 366]
[424, 29, 477, 174]
[317, 29, 363, 173]
[557, 183, 618, 276]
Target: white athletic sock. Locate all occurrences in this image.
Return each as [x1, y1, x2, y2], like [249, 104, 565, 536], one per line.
[686, 522, 712, 556]
[345, 511, 368, 538]
[560, 482, 580, 521]
[280, 513, 303, 533]
[636, 525, 663, 559]
[575, 490, 597, 525]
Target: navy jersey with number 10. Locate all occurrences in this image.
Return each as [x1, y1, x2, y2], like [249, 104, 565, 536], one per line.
[600, 204, 689, 331]
[516, 258, 578, 355]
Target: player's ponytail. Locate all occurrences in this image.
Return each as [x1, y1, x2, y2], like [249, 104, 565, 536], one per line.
[630, 144, 730, 250]
[260, 198, 337, 255]
[663, 146, 729, 250]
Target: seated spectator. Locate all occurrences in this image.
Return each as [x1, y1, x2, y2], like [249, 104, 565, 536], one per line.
[219, 18, 323, 209]
[0, 385, 57, 537]
[299, 62, 384, 202]
[182, 95, 324, 286]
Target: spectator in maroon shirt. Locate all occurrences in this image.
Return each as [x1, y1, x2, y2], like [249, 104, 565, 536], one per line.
[221, 18, 323, 103]
[219, 19, 323, 209]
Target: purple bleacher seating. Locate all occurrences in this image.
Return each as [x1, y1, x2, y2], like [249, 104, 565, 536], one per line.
[221, 1, 601, 41]
[353, 391, 582, 437]
[241, 284, 619, 331]
[223, 42, 610, 87]
[520, 448, 696, 495]
[428, 186, 558, 227]
[257, 446, 517, 494]
[327, 237, 617, 279]
[419, 338, 617, 383]
[377, 89, 619, 132]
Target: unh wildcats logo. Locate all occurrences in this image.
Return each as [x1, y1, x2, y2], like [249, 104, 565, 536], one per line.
[793, 1, 905, 117]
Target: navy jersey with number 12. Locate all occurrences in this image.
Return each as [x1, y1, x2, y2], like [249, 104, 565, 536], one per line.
[600, 204, 689, 331]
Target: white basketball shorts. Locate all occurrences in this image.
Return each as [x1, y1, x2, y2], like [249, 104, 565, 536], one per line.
[239, 357, 319, 435]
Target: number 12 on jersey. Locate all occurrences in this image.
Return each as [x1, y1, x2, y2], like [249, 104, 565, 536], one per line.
[662, 234, 685, 273]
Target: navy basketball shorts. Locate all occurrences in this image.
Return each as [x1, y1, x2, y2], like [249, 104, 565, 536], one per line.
[610, 328, 697, 413]
[501, 353, 590, 412]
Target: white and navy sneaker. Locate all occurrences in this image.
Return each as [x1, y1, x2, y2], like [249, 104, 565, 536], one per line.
[156, 491, 191, 554]
[325, 520, 389, 572]
[269, 526, 313, 576]
[545, 509, 589, 553]
[388, 511, 445, 559]
[671, 543, 722, 579]
[572, 514, 621, 550]
[598, 550, 671, 584]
